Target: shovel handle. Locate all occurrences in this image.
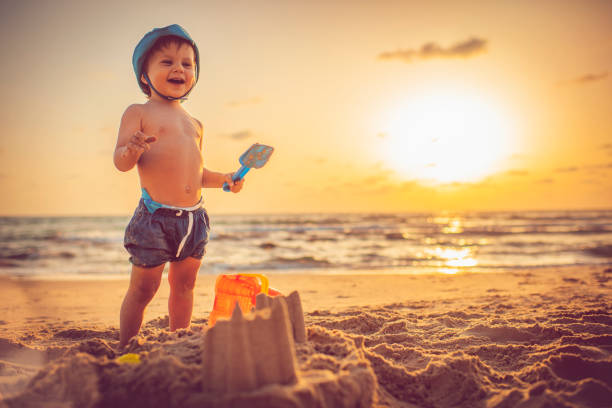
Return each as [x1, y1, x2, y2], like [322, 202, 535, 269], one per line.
[223, 165, 251, 192]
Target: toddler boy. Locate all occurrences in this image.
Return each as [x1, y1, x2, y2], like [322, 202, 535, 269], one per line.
[113, 24, 243, 347]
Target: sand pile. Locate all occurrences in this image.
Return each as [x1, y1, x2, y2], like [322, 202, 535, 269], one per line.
[2, 292, 376, 408]
[306, 269, 612, 407]
[311, 300, 611, 407]
[1, 268, 611, 407]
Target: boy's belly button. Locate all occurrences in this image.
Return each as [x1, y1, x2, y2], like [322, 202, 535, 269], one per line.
[185, 185, 191, 193]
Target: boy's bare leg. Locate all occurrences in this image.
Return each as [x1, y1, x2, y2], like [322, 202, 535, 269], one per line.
[119, 264, 165, 347]
[168, 256, 201, 331]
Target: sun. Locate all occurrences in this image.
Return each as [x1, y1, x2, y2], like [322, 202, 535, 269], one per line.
[380, 89, 517, 184]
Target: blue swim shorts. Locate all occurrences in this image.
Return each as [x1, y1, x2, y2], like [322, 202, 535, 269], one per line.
[124, 199, 210, 267]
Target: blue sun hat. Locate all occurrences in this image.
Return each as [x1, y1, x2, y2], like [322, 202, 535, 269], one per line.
[132, 24, 200, 101]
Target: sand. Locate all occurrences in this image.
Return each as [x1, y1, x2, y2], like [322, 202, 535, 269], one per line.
[0, 265, 611, 407]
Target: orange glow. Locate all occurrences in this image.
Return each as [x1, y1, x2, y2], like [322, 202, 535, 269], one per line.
[430, 247, 478, 268]
[380, 89, 518, 184]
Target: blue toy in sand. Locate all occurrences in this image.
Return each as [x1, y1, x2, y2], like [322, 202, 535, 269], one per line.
[223, 143, 274, 192]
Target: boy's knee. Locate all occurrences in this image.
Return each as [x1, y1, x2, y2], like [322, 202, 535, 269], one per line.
[130, 280, 160, 303]
[170, 277, 196, 294]
[183, 278, 196, 292]
[169, 271, 197, 294]
[168, 258, 200, 294]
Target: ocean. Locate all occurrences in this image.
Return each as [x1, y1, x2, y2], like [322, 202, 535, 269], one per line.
[1, 210, 611, 279]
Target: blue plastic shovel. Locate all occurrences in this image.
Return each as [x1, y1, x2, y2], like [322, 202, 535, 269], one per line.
[223, 143, 274, 192]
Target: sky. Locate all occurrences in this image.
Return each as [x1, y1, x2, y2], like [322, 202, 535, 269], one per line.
[0, 0, 610, 215]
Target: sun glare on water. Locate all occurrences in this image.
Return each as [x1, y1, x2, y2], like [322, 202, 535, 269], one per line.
[381, 90, 517, 184]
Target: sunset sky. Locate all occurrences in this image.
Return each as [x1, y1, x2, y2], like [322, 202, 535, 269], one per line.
[0, 0, 610, 215]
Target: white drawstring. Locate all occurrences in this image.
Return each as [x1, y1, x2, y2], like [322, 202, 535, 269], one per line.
[175, 212, 194, 258]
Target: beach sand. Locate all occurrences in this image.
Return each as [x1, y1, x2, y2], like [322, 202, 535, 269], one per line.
[0, 265, 610, 407]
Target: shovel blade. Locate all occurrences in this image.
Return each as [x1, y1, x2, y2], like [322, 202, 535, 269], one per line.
[239, 143, 274, 169]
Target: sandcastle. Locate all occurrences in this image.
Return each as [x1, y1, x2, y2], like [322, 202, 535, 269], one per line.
[200, 290, 376, 408]
[201, 294, 299, 393]
[255, 290, 306, 343]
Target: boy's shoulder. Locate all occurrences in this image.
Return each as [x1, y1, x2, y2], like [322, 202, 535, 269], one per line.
[122, 103, 146, 118]
[192, 116, 203, 133]
[121, 102, 163, 122]
[119, 103, 146, 128]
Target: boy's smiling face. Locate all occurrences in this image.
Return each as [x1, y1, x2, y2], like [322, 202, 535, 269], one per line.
[142, 42, 196, 100]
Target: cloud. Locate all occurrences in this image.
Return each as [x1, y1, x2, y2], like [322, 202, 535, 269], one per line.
[227, 97, 262, 107]
[558, 71, 608, 86]
[583, 178, 602, 185]
[321, 170, 399, 194]
[378, 37, 487, 63]
[555, 166, 579, 173]
[585, 162, 612, 170]
[400, 181, 418, 190]
[552, 163, 612, 174]
[226, 130, 253, 140]
[363, 175, 388, 184]
[536, 178, 554, 184]
[507, 170, 529, 176]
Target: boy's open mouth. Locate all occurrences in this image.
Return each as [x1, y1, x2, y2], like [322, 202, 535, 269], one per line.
[168, 78, 185, 84]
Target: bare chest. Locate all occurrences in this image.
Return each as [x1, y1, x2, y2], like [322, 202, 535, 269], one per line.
[144, 112, 199, 141]
[138, 109, 202, 172]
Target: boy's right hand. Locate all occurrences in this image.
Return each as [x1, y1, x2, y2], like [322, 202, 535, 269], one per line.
[123, 131, 157, 158]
